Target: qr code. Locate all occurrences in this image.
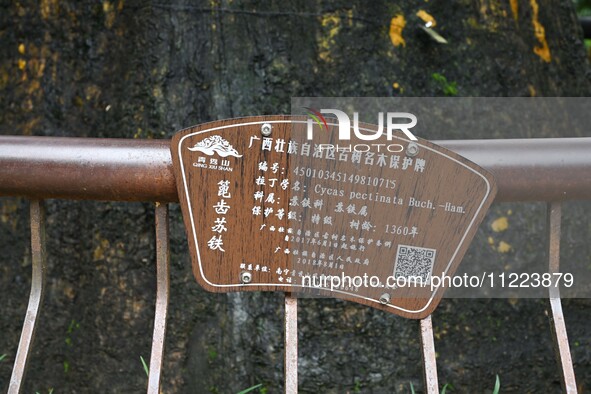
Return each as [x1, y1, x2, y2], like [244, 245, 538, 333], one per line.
[393, 245, 437, 283]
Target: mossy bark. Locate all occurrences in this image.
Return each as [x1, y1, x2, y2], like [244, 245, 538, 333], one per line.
[0, 1, 590, 392]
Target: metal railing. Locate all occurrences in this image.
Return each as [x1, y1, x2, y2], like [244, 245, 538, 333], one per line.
[1, 135, 590, 393]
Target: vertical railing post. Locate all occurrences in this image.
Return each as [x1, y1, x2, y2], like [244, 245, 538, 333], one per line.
[8, 200, 47, 394]
[147, 203, 170, 394]
[546, 202, 577, 393]
[284, 293, 298, 394]
[420, 315, 439, 394]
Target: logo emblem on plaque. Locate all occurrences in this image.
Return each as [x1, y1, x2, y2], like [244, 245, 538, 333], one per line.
[171, 115, 497, 319]
[187, 135, 242, 158]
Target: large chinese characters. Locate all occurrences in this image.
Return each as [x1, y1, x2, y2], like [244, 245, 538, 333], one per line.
[207, 180, 232, 252]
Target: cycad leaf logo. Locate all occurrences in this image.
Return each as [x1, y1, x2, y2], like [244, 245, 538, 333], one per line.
[303, 107, 328, 131]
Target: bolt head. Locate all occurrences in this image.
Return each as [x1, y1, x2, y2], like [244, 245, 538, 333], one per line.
[240, 271, 252, 284]
[406, 142, 419, 157]
[261, 123, 272, 136]
[379, 293, 391, 305]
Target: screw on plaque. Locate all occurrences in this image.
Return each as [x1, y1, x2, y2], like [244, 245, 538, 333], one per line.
[261, 123, 272, 136]
[406, 142, 419, 157]
[240, 271, 252, 284]
[379, 293, 391, 305]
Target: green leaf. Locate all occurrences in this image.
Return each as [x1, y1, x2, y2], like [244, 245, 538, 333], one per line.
[492, 374, 501, 394]
[0, 354, 7, 362]
[140, 356, 149, 377]
[431, 73, 445, 83]
[431, 72, 458, 96]
[236, 383, 263, 394]
[409, 382, 416, 394]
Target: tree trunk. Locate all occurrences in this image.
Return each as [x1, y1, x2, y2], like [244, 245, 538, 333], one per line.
[0, 1, 589, 392]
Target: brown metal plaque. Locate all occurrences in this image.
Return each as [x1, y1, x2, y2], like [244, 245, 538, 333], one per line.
[171, 116, 497, 319]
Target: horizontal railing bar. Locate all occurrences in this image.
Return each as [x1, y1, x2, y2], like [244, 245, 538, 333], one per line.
[440, 138, 591, 202]
[0, 136, 177, 203]
[0, 136, 590, 202]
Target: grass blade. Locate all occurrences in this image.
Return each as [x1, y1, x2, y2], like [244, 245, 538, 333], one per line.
[140, 355, 149, 377]
[237, 383, 263, 394]
[492, 374, 501, 394]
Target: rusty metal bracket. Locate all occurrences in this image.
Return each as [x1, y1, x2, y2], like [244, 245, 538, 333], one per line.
[546, 203, 577, 393]
[8, 200, 47, 394]
[147, 203, 171, 394]
[420, 315, 439, 394]
[284, 294, 298, 394]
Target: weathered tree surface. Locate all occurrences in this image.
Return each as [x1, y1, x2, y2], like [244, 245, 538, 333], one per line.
[0, 1, 590, 392]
